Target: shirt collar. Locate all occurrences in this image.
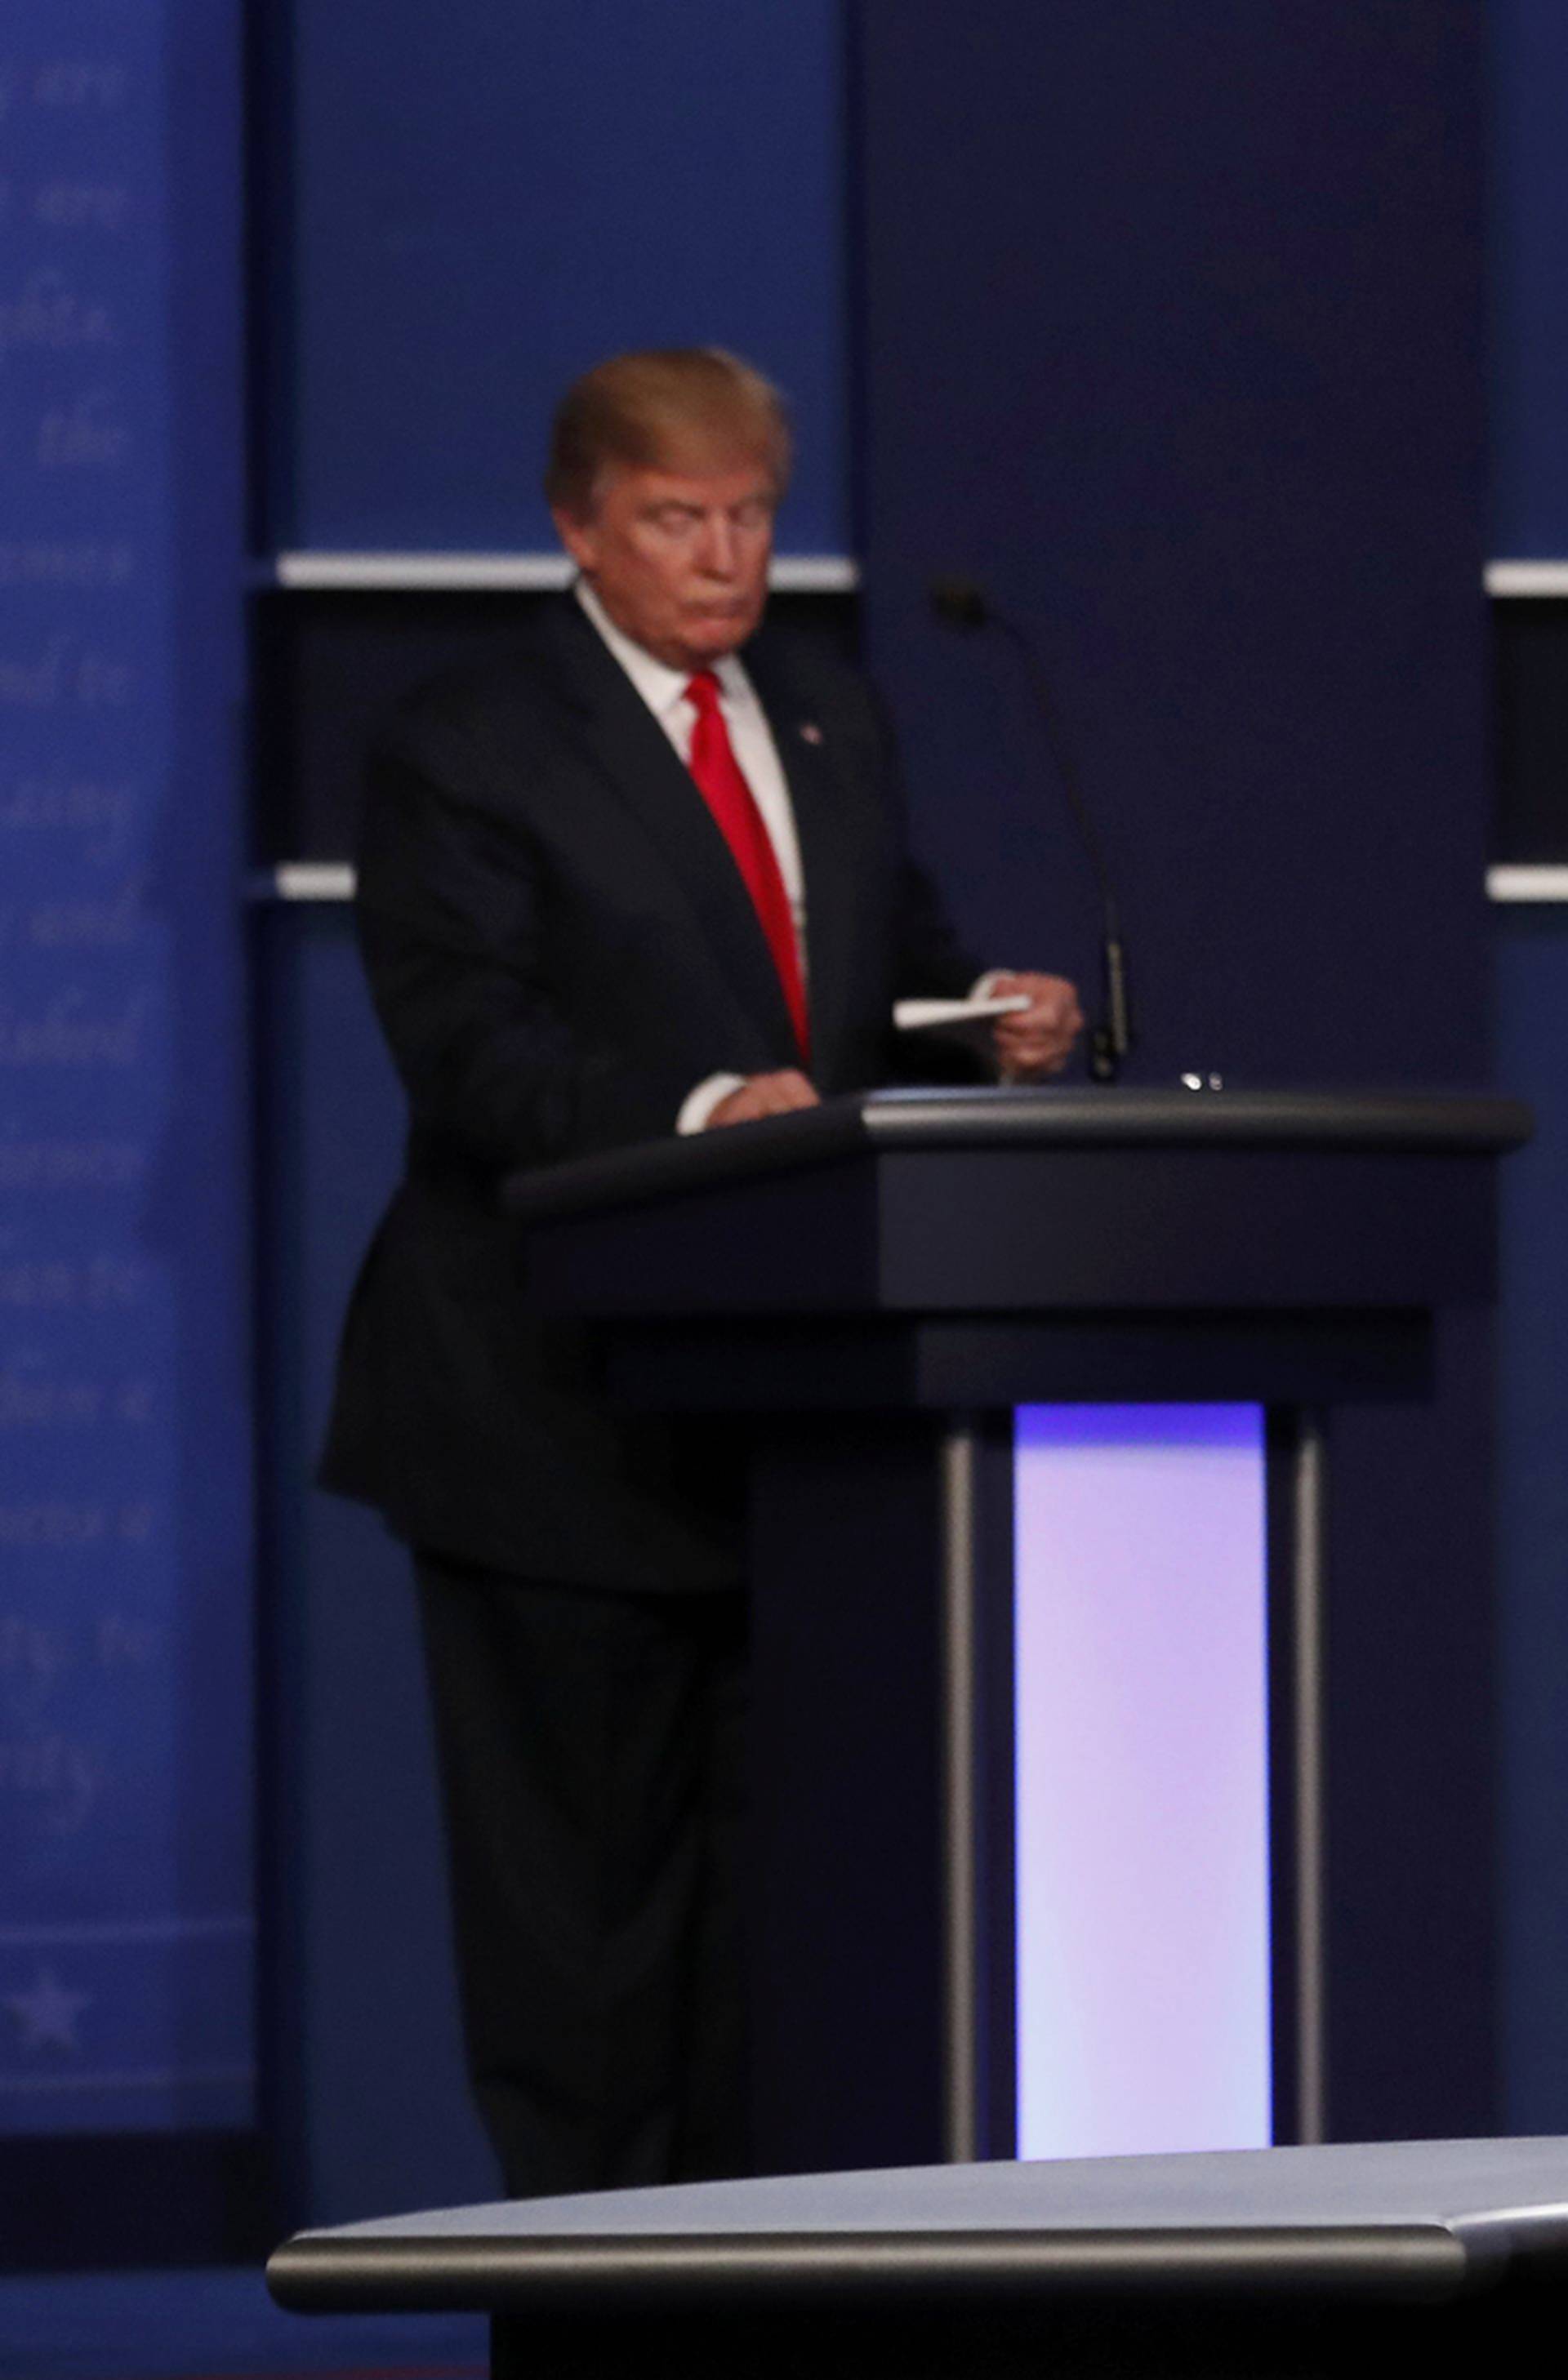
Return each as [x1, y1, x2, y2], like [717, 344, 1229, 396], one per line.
[575, 578, 752, 716]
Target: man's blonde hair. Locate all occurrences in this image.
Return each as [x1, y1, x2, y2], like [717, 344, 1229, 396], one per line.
[545, 348, 792, 518]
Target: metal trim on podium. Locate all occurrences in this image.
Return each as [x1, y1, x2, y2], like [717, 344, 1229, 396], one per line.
[268, 2136, 1568, 2378]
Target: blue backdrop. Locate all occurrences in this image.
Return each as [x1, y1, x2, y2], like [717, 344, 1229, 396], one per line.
[2, 0, 1558, 2232]
[854, 0, 1497, 2142]
[0, 0, 252, 2137]
[253, 0, 1568, 2213]
[1484, 0, 1568, 2133]
[1489, 0, 1568, 553]
[259, 0, 849, 554]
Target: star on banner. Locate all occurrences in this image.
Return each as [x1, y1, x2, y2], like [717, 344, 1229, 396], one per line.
[5, 1966, 91, 2053]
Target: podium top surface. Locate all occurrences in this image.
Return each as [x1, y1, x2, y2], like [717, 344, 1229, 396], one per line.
[504, 1086, 1531, 1226]
[270, 2137, 1568, 2311]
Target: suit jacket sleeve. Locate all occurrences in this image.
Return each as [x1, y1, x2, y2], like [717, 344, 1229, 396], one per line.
[354, 708, 706, 1171]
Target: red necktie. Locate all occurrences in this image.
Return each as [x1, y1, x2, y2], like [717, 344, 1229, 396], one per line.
[684, 671, 809, 1061]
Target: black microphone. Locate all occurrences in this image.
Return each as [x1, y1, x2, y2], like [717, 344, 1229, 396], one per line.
[929, 577, 1132, 1083]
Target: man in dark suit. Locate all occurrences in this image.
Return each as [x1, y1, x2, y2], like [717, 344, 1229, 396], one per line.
[323, 349, 1082, 2198]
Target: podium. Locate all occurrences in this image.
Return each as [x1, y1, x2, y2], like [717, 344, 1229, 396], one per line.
[506, 1086, 1528, 2173]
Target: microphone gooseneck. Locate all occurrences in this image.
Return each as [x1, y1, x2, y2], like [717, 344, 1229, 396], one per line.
[929, 577, 1133, 1083]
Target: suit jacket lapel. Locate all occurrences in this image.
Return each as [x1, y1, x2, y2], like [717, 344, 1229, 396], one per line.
[540, 602, 801, 1056]
[745, 638, 858, 1089]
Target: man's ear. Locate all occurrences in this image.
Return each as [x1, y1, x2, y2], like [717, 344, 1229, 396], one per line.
[551, 505, 597, 575]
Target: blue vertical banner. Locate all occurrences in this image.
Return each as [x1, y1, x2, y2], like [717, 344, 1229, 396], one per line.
[0, 3, 253, 2131]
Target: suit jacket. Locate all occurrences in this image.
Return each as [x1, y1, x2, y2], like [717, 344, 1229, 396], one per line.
[320, 594, 982, 1587]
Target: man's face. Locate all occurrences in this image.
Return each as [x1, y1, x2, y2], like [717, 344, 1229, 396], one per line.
[554, 458, 777, 673]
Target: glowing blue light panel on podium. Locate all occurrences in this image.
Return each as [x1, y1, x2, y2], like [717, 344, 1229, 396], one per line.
[1014, 1404, 1270, 2160]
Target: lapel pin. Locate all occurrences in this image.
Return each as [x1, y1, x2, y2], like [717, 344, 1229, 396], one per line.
[799, 721, 824, 745]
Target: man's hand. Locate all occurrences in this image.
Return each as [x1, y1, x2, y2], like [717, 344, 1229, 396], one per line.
[706, 1070, 821, 1128]
[987, 972, 1085, 1080]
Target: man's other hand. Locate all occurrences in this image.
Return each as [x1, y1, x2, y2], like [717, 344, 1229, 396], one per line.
[706, 1070, 821, 1128]
[987, 972, 1085, 1079]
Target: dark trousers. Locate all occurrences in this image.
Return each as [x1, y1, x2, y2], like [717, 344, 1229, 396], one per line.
[415, 1552, 750, 2199]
